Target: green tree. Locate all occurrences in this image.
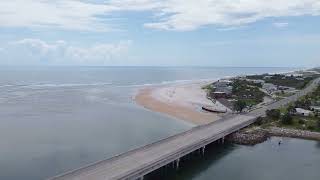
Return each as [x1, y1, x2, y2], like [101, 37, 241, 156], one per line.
[281, 113, 293, 125]
[234, 100, 247, 113]
[266, 109, 281, 120]
[287, 105, 296, 115]
[254, 116, 264, 125]
[295, 98, 311, 109]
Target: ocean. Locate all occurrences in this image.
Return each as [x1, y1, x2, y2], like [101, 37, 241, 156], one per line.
[2, 66, 316, 180]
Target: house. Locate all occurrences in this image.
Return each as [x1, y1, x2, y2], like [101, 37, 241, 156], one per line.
[285, 73, 303, 77]
[246, 79, 265, 85]
[262, 83, 277, 93]
[295, 108, 313, 116]
[213, 80, 231, 88]
[277, 86, 296, 91]
[303, 70, 320, 75]
[211, 92, 228, 99]
[215, 85, 232, 93]
[253, 79, 265, 84]
[211, 80, 233, 99]
[263, 75, 273, 80]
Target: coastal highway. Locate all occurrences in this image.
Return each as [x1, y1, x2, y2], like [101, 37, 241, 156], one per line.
[49, 77, 320, 180]
[249, 77, 320, 117]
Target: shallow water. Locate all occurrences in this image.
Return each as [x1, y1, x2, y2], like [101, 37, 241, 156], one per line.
[0, 66, 302, 180]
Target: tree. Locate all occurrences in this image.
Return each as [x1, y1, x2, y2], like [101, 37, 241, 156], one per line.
[317, 119, 320, 129]
[234, 100, 247, 113]
[281, 113, 293, 125]
[295, 98, 311, 109]
[266, 109, 281, 120]
[287, 105, 296, 115]
[254, 116, 265, 126]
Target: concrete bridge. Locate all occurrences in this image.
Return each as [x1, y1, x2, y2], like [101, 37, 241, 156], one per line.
[50, 78, 320, 180]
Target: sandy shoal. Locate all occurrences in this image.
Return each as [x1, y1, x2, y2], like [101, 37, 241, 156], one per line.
[134, 82, 224, 125]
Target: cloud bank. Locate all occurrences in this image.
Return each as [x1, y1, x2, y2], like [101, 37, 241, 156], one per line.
[0, 39, 132, 65]
[0, 0, 319, 31]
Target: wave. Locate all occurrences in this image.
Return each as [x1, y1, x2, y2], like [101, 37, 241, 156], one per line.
[118, 78, 220, 88]
[0, 82, 113, 89]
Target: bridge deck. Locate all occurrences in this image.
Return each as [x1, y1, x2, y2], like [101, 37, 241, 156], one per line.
[50, 115, 256, 180]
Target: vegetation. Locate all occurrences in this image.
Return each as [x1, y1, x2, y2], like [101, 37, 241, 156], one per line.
[265, 74, 315, 89]
[247, 73, 319, 89]
[294, 85, 320, 110]
[204, 78, 266, 111]
[202, 84, 214, 91]
[287, 104, 296, 115]
[231, 79, 265, 106]
[233, 100, 247, 112]
[295, 96, 312, 109]
[246, 74, 267, 80]
[281, 113, 293, 125]
[266, 109, 281, 120]
[256, 85, 320, 132]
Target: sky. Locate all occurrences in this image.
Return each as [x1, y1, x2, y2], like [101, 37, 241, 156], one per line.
[0, 0, 320, 67]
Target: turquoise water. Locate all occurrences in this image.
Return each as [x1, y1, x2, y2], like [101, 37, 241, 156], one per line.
[0, 66, 309, 180]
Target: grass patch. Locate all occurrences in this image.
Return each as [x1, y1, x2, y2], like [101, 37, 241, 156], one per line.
[275, 116, 320, 132]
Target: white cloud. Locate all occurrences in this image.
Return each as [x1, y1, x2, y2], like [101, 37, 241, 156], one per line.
[0, 0, 160, 31]
[0, 0, 117, 31]
[0, 0, 319, 31]
[273, 22, 289, 28]
[1, 39, 132, 65]
[145, 0, 320, 31]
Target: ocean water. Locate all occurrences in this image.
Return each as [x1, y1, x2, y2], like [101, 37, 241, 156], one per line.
[0, 66, 310, 180]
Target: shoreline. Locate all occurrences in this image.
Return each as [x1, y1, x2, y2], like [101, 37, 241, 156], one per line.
[134, 80, 223, 125]
[133, 68, 308, 125]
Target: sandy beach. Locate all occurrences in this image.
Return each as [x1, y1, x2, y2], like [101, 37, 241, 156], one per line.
[135, 81, 230, 125]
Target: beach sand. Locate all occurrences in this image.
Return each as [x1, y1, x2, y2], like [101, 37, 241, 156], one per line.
[135, 81, 228, 125]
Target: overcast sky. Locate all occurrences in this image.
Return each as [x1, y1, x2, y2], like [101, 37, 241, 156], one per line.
[0, 0, 319, 67]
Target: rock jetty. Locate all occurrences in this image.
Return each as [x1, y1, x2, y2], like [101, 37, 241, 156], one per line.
[227, 126, 320, 145]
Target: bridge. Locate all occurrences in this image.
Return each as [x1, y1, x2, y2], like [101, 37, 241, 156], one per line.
[50, 78, 320, 180]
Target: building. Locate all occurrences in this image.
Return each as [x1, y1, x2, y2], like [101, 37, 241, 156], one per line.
[246, 79, 265, 85]
[211, 80, 233, 98]
[215, 85, 232, 93]
[295, 108, 313, 116]
[285, 73, 303, 77]
[211, 92, 228, 99]
[263, 76, 273, 80]
[212, 80, 231, 88]
[262, 83, 277, 94]
[277, 86, 289, 90]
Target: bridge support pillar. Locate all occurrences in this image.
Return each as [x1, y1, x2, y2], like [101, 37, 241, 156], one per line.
[201, 146, 206, 155]
[221, 137, 225, 144]
[139, 176, 144, 180]
[175, 158, 180, 169]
